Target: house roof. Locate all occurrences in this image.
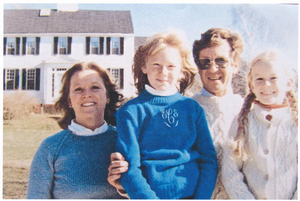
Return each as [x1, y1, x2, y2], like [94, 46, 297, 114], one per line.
[134, 36, 147, 52]
[4, 9, 134, 34]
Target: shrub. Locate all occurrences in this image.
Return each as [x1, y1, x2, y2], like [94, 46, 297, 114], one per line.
[3, 92, 39, 120]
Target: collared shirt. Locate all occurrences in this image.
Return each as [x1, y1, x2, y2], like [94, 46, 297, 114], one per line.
[68, 120, 108, 136]
[145, 84, 178, 96]
[200, 87, 235, 98]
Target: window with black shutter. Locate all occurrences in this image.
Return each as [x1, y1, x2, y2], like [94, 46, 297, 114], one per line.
[100, 37, 104, 55]
[22, 69, 26, 90]
[3, 38, 7, 55]
[120, 37, 124, 55]
[15, 69, 19, 89]
[67, 37, 72, 54]
[54, 37, 58, 55]
[36, 37, 40, 55]
[16, 37, 20, 55]
[22, 37, 27, 55]
[108, 68, 124, 89]
[35, 68, 40, 91]
[3, 69, 6, 90]
[106, 37, 111, 55]
[6, 69, 15, 90]
[86, 37, 90, 55]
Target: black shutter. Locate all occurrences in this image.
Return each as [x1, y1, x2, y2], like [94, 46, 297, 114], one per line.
[120, 69, 124, 89]
[3, 38, 7, 55]
[35, 68, 40, 91]
[120, 37, 124, 55]
[3, 69, 6, 90]
[16, 37, 20, 55]
[22, 69, 26, 90]
[100, 37, 104, 55]
[22, 37, 27, 55]
[86, 37, 90, 54]
[54, 37, 58, 55]
[36, 37, 40, 55]
[106, 37, 111, 55]
[15, 69, 19, 89]
[67, 37, 72, 54]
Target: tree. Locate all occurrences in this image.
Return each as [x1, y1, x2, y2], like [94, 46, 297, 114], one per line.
[230, 4, 286, 60]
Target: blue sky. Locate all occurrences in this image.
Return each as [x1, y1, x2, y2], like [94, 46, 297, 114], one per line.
[3, 2, 299, 66]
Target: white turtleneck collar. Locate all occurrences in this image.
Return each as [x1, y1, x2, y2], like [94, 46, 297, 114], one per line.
[145, 84, 178, 96]
[68, 120, 108, 136]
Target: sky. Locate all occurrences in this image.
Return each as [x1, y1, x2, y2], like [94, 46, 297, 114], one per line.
[2, 2, 299, 67]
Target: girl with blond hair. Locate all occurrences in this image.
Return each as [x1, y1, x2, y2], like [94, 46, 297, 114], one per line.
[221, 50, 298, 199]
[115, 30, 218, 199]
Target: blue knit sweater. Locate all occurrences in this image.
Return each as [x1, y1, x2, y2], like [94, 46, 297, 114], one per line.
[26, 126, 124, 199]
[116, 90, 218, 199]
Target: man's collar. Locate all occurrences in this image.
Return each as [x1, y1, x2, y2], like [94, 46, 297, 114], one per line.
[200, 87, 234, 97]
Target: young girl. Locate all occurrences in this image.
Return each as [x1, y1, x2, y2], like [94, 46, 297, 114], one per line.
[115, 31, 218, 199]
[221, 50, 298, 199]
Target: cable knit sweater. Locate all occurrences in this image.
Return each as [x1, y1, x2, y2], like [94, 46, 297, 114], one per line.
[222, 104, 298, 199]
[27, 126, 124, 199]
[116, 90, 218, 199]
[192, 89, 244, 199]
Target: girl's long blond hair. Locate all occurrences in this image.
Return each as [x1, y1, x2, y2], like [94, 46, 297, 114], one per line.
[231, 50, 298, 161]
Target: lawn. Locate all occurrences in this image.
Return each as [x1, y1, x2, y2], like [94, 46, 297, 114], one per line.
[3, 113, 62, 199]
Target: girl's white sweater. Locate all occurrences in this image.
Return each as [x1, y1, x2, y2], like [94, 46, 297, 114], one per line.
[222, 104, 298, 199]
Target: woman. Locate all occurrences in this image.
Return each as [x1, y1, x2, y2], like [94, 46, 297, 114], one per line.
[26, 62, 125, 199]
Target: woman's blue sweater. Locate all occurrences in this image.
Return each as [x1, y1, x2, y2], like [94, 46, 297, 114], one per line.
[27, 126, 124, 199]
[116, 90, 218, 199]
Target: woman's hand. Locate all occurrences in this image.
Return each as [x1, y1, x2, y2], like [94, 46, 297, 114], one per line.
[107, 152, 129, 191]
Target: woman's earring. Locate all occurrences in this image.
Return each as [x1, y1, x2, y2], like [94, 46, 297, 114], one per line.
[69, 104, 72, 108]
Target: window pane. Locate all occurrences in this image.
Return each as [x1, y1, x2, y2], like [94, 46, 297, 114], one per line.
[27, 69, 35, 90]
[59, 48, 67, 54]
[58, 37, 67, 55]
[6, 69, 15, 90]
[7, 80, 14, 90]
[7, 38, 15, 55]
[110, 69, 121, 87]
[27, 37, 36, 55]
[111, 37, 120, 55]
[90, 37, 99, 54]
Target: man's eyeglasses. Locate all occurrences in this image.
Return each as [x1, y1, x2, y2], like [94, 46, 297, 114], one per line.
[198, 57, 229, 70]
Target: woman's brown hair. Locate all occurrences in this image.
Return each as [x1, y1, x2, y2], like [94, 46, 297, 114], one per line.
[54, 62, 124, 129]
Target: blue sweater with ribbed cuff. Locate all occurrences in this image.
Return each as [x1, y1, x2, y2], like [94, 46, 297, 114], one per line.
[116, 90, 218, 199]
[27, 126, 124, 199]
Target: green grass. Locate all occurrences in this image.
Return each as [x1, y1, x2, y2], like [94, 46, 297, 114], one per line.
[3, 114, 62, 161]
[3, 113, 62, 199]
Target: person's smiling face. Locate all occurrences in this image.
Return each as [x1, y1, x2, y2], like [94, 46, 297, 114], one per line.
[250, 60, 290, 105]
[198, 41, 238, 97]
[69, 69, 108, 126]
[142, 46, 182, 91]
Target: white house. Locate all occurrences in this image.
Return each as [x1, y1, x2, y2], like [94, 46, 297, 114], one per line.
[3, 7, 137, 109]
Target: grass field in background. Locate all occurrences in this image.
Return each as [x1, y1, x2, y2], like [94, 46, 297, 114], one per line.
[3, 114, 62, 199]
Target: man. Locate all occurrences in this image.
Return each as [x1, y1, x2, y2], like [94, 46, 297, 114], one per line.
[108, 28, 245, 199]
[191, 28, 244, 199]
